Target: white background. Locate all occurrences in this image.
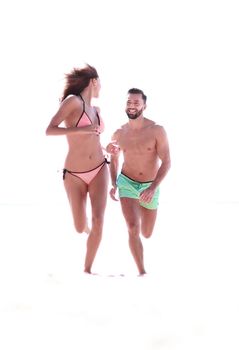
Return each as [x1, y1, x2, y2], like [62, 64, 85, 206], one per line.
[0, 1, 239, 349]
[0, 0, 238, 204]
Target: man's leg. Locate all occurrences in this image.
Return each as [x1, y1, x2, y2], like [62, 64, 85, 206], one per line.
[120, 198, 146, 275]
[140, 207, 158, 238]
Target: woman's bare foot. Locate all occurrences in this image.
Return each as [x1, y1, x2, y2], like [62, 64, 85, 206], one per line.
[138, 271, 147, 277]
[84, 219, 91, 234]
[84, 270, 99, 276]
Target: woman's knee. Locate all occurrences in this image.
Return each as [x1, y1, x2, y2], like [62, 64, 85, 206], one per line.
[74, 219, 87, 234]
[141, 229, 153, 239]
[91, 214, 104, 231]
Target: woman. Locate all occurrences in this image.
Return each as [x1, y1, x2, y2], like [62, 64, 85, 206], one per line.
[46, 64, 109, 274]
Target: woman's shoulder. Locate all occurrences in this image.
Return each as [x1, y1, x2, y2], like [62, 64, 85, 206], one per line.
[93, 105, 101, 113]
[60, 94, 83, 111]
[63, 94, 82, 104]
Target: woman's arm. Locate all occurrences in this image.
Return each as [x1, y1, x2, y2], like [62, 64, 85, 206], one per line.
[46, 96, 100, 136]
[46, 96, 78, 136]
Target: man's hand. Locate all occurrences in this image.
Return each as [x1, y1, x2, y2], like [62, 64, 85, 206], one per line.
[109, 186, 119, 201]
[139, 186, 156, 203]
[106, 141, 120, 155]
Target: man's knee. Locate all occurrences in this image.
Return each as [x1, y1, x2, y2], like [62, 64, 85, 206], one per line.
[127, 221, 140, 237]
[141, 218, 156, 238]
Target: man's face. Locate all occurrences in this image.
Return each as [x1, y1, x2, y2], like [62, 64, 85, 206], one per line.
[126, 93, 145, 119]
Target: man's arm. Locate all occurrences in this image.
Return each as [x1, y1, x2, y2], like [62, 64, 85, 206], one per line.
[107, 131, 121, 200]
[110, 152, 120, 187]
[151, 125, 171, 189]
[139, 125, 171, 203]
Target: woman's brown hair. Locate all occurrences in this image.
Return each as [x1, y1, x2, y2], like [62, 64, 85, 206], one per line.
[61, 64, 98, 102]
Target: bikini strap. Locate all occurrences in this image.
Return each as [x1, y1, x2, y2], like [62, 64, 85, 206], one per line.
[78, 94, 85, 111]
[63, 168, 67, 180]
[75, 94, 86, 127]
[94, 107, 100, 126]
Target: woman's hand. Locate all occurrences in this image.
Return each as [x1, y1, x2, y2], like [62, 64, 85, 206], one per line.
[78, 124, 101, 135]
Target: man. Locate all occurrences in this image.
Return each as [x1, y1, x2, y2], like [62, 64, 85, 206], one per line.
[107, 88, 171, 275]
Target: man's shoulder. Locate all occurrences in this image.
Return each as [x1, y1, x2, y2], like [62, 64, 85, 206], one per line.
[114, 123, 128, 134]
[152, 124, 168, 143]
[152, 123, 164, 131]
[145, 118, 164, 131]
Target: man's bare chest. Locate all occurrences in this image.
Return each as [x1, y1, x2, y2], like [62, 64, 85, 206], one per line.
[119, 132, 156, 154]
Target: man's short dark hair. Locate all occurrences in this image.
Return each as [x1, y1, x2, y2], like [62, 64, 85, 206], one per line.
[128, 88, 147, 103]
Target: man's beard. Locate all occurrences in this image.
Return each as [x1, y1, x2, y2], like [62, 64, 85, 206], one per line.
[126, 108, 144, 120]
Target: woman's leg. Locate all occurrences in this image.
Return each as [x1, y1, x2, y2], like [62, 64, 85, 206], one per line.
[63, 172, 89, 233]
[84, 165, 109, 273]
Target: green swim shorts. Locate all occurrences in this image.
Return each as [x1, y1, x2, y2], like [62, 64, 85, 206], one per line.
[116, 172, 160, 210]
